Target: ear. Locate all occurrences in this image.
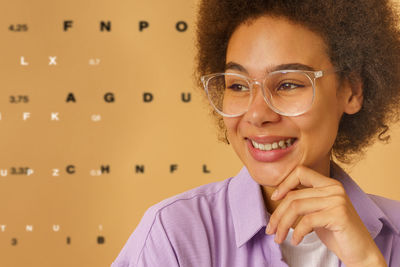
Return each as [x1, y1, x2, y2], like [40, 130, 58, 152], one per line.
[342, 74, 363, 115]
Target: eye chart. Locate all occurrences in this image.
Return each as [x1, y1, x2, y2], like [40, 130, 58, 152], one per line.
[0, 0, 399, 266]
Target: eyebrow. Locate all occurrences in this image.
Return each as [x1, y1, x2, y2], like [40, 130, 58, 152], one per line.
[224, 61, 316, 73]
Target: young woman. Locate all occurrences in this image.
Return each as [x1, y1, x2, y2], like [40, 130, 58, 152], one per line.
[112, 0, 400, 266]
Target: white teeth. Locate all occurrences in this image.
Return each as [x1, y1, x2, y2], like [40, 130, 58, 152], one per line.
[254, 141, 259, 149]
[278, 140, 285, 148]
[251, 138, 295, 151]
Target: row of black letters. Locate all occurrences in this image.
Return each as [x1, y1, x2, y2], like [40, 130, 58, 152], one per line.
[9, 20, 189, 32]
[1, 164, 212, 176]
[5, 236, 106, 246]
[1, 224, 106, 245]
[0, 224, 104, 232]
[6, 92, 192, 104]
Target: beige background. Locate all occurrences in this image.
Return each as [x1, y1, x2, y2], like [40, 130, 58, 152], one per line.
[0, 0, 399, 266]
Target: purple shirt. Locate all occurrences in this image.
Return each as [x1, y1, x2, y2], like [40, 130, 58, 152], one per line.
[112, 162, 400, 267]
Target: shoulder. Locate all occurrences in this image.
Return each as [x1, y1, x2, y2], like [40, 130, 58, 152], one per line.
[367, 194, 400, 230]
[368, 195, 400, 266]
[143, 176, 234, 244]
[112, 177, 234, 267]
[150, 176, 233, 214]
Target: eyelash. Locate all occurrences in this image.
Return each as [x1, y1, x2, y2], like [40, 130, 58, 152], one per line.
[228, 83, 249, 91]
[276, 82, 305, 91]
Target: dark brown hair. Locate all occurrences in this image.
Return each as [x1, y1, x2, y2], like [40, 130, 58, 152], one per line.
[195, 0, 400, 163]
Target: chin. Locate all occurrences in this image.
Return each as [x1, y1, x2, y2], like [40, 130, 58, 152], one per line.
[246, 161, 293, 187]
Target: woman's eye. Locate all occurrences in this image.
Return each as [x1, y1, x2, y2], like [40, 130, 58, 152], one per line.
[277, 82, 304, 91]
[228, 83, 249, 91]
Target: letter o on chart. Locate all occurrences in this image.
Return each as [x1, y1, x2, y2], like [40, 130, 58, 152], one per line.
[176, 21, 188, 32]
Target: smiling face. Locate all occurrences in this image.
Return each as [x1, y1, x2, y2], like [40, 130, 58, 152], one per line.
[224, 15, 362, 188]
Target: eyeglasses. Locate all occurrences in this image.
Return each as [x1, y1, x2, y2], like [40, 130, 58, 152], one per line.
[201, 69, 338, 117]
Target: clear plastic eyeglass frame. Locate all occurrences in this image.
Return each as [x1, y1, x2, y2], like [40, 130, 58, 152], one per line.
[200, 68, 338, 117]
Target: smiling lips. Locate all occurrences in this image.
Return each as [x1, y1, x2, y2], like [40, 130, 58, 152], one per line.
[250, 138, 295, 151]
[246, 136, 297, 162]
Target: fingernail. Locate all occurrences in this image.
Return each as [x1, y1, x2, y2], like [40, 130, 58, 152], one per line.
[265, 223, 271, 234]
[271, 189, 279, 200]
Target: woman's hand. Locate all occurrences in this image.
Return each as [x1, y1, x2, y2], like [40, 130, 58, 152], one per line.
[264, 165, 387, 267]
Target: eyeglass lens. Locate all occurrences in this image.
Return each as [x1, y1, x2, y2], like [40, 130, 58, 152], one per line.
[206, 72, 314, 116]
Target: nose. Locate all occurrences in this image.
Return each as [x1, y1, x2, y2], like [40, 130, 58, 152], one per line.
[243, 83, 281, 127]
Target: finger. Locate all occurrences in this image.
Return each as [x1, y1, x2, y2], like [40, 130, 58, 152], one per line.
[291, 207, 343, 246]
[271, 165, 341, 201]
[272, 195, 344, 243]
[270, 184, 345, 230]
[268, 185, 346, 234]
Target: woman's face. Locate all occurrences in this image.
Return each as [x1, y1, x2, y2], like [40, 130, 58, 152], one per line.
[224, 16, 361, 187]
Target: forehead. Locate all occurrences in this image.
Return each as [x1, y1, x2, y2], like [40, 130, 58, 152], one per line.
[226, 16, 331, 75]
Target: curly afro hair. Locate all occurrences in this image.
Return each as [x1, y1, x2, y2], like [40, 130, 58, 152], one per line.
[194, 0, 400, 164]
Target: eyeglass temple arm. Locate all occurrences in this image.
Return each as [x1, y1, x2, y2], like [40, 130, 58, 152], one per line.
[317, 68, 341, 78]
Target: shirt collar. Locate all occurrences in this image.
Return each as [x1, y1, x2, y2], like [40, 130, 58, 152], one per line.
[228, 162, 399, 248]
[228, 166, 268, 248]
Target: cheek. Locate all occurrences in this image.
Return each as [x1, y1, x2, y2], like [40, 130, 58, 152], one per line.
[223, 117, 240, 136]
[305, 83, 342, 136]
[296, 100, 341, 157]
